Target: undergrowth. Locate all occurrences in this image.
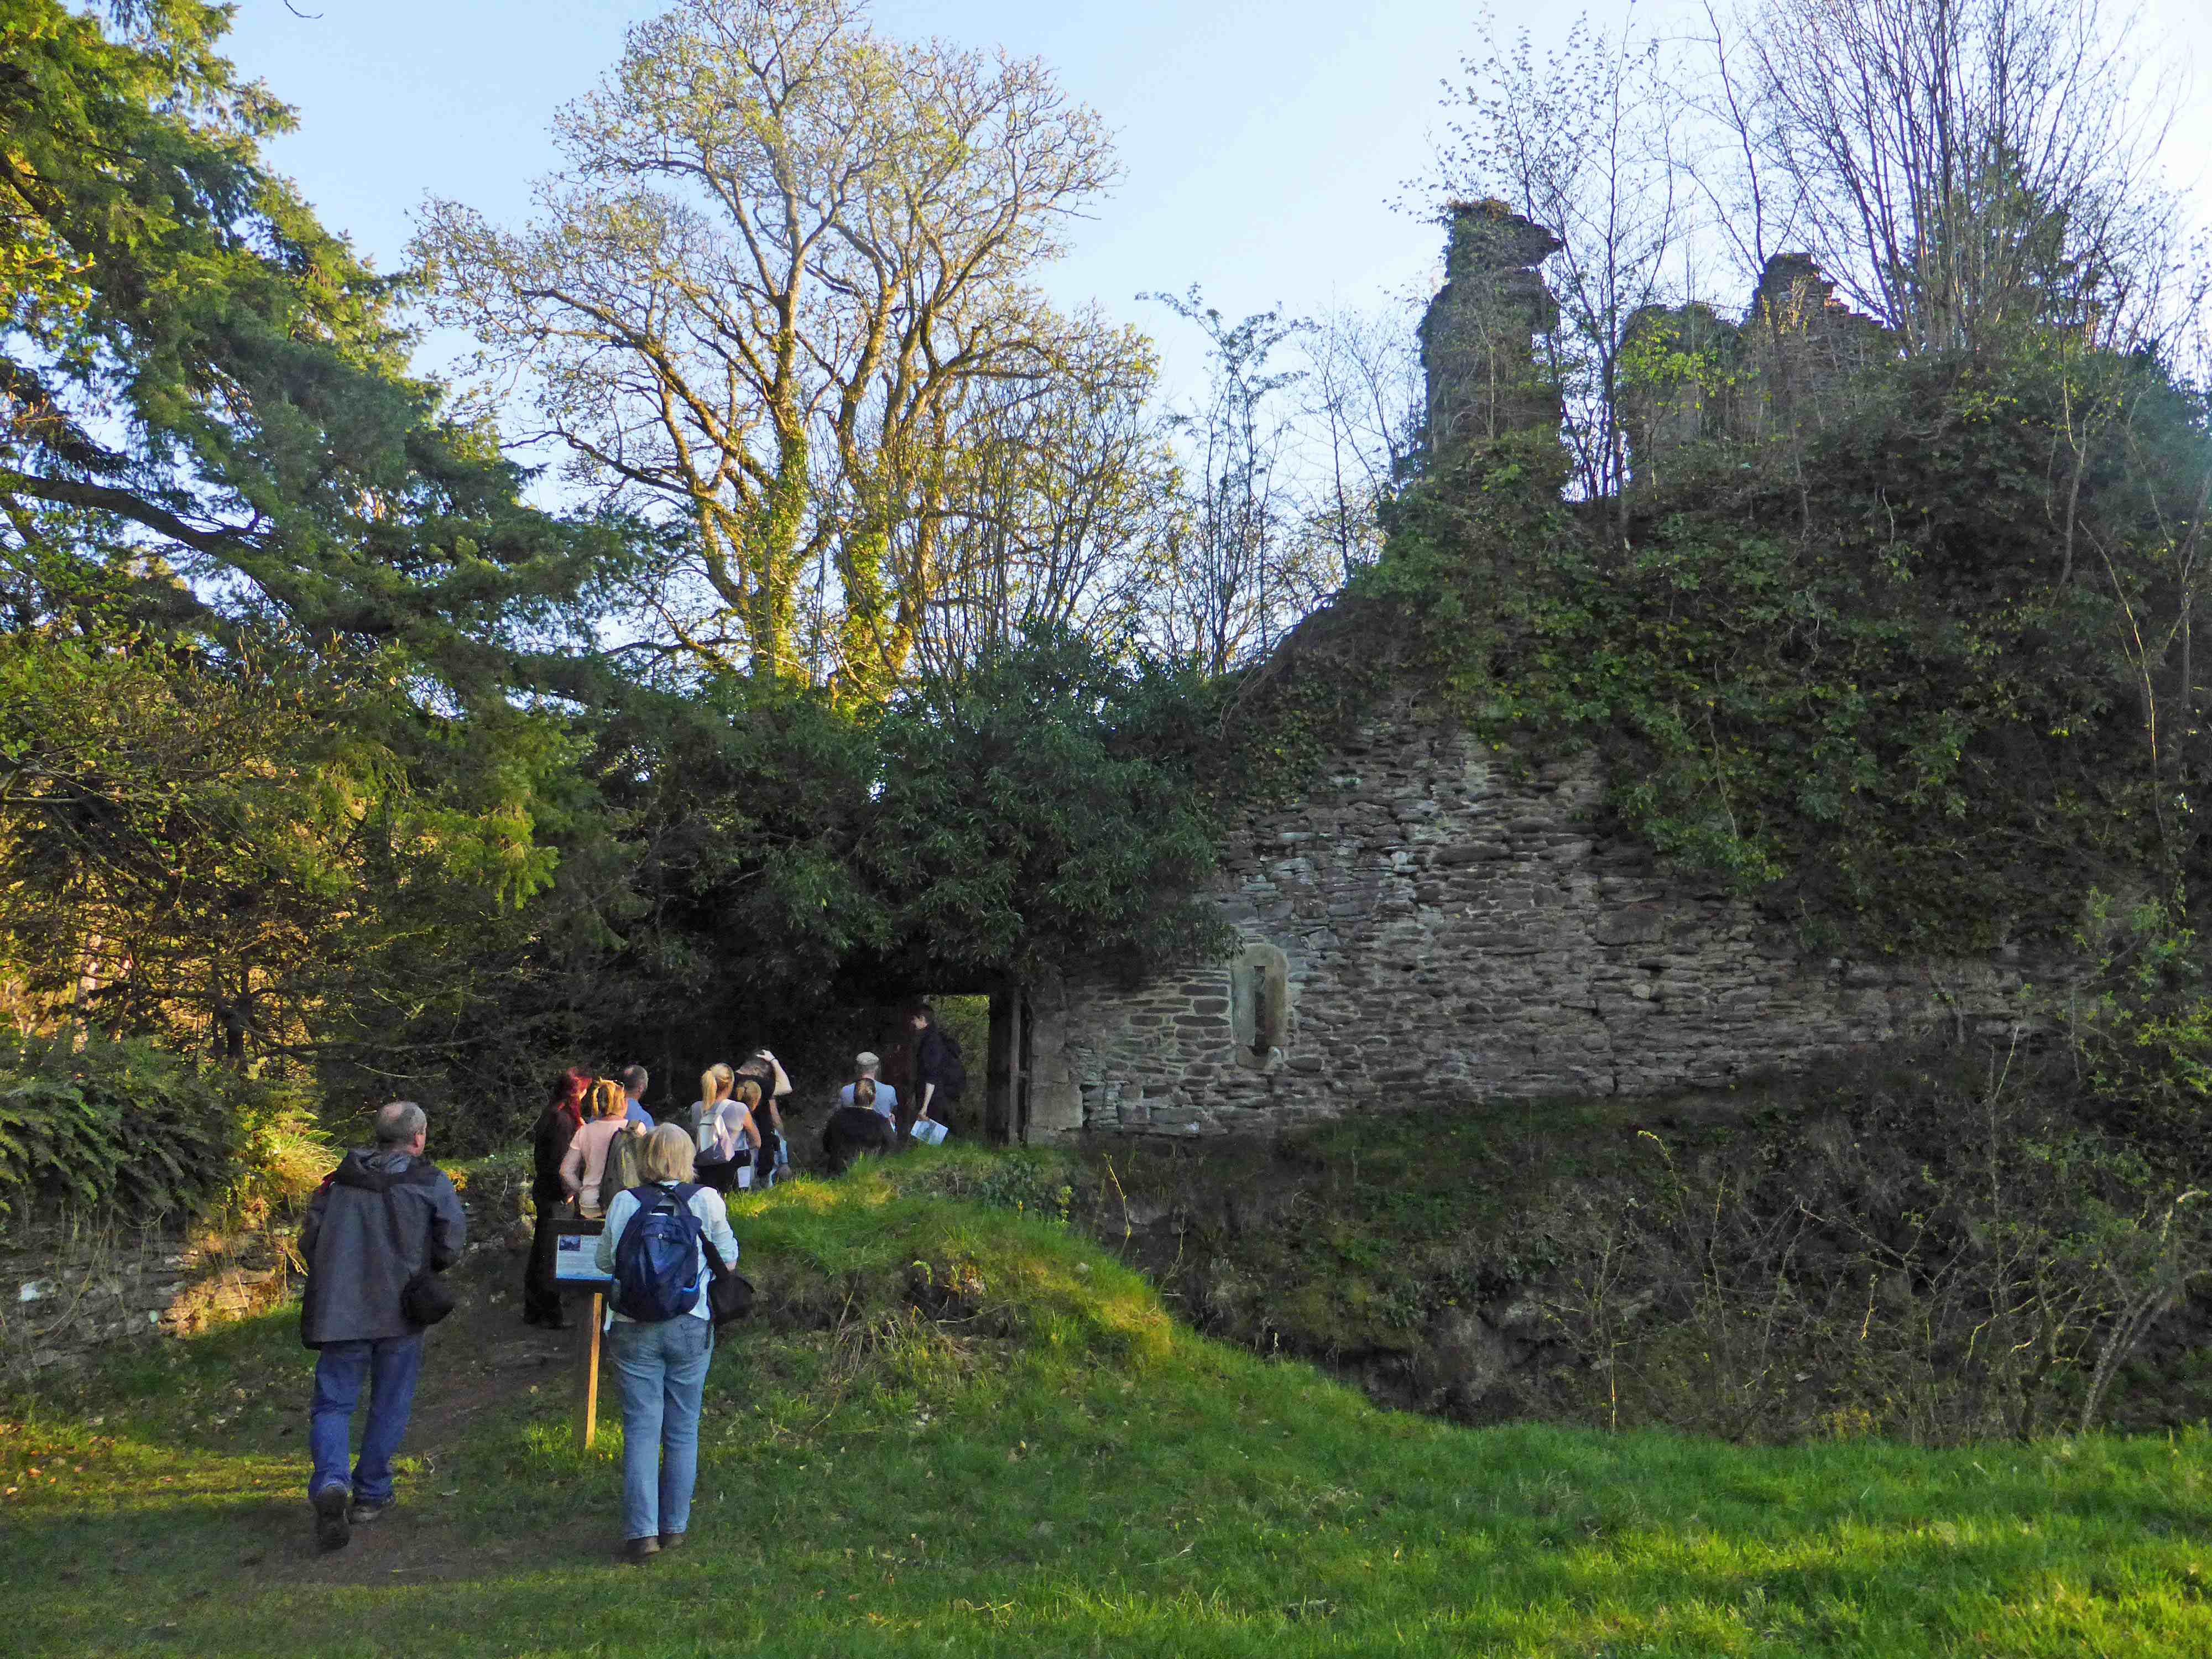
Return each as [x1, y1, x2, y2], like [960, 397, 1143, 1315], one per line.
[0, 1035, 332, 1227]
[1014, 1053, 2212, 1446]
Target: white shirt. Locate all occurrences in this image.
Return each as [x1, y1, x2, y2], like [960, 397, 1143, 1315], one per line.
[593, 1181, 740, 1324]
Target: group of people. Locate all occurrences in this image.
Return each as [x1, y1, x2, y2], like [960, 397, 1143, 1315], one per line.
[518, 1051, 787, 1331]
[297, 1006, 967, 1560]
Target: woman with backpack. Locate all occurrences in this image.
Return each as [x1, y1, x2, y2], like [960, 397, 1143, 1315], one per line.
[593, 1124, 739, 1562]
[693, 1071, 760, 1195]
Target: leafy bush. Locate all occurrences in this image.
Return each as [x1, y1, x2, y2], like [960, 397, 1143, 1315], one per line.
[2058, 890, 2212, 1160]
[0, 1036, 330, 1224]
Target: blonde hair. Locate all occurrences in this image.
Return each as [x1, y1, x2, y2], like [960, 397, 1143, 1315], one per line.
[853, 1077, 877, 1110]
[733, 1078, 762, 1110]
[699, 1062, 732, 1108]
[589, 1078, 626, 1120]
[641, 1123, 697, 1183]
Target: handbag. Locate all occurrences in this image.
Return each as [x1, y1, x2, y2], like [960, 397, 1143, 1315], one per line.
[700, 1235, 753, 1327]
[380, 1181, 457, 1328]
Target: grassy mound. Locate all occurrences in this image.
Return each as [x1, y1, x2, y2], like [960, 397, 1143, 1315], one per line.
[2, 1159, 2209, 1657]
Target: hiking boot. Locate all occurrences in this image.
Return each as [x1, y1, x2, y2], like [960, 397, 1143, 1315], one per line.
[313, 1484, 351, 1552]
[348, 1499, 389, 1526]
[656, 1531, 687, 1551]
[622, 1536, 661, 1563]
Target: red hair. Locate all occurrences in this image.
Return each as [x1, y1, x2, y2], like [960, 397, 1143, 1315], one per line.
[550, 1066, 592, 1132]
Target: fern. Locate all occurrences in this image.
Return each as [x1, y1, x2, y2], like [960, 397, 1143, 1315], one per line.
[0, 1036, 284, 1222]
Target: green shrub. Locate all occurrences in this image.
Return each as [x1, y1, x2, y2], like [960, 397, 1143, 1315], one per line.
[880, 1143, 1079, 1226]
[0, 1036, 329, 1224]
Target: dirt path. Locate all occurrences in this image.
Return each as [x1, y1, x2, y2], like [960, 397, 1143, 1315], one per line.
[260, 1229, 614, 1584]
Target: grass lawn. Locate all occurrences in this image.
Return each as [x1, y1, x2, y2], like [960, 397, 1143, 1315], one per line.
[2, 1154, 2209, 1657]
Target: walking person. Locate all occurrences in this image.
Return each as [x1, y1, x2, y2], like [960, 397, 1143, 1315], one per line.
[594, 1124, 739, 1562]
[300, 1101, 467, 1551]
[523, 1067, 592, 1329]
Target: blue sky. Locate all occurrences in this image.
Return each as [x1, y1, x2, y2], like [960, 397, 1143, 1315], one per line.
[220, 0, 2212, 403]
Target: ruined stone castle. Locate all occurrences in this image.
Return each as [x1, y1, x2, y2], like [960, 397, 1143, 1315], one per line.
[1010, 208, 2038, 1142]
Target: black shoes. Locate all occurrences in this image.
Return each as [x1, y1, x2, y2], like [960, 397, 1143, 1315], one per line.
[656, 1531, 686, 1550]
[622, 1536, 661, 1563]
[349, 1499, 389, 1525]
[313, 1484, 351, 1552]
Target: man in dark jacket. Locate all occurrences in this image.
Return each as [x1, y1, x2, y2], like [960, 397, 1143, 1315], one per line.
[910, 1005, 964, 1136]
[300, 1101, 467, 1551]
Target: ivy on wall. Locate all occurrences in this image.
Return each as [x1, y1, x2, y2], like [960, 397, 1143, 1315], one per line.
[1331, 344, 2210, 955]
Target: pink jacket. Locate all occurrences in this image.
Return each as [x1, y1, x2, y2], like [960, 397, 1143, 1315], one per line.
[559, 1118, 631, 1216]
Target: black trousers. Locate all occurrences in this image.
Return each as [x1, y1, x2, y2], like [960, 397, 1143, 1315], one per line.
[523, 1196, 566, 1324]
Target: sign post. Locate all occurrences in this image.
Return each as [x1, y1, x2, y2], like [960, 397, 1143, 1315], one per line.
[552, 1221, 612, 1453]
[573, 1292, 604, 1452]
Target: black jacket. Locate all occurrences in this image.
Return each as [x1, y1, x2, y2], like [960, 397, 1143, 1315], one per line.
[531, 1108, 580, 1204]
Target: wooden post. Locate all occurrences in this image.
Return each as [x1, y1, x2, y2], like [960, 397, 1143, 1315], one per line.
[573, 1292, 604, 1452]
[985, 982, 1014, 1145]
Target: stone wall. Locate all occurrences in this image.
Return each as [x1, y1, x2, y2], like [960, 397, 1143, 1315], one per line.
[0, 1164, 530, 1379]
[1035, 700, 2046, 1141]
[0, 1217, 292, 1379]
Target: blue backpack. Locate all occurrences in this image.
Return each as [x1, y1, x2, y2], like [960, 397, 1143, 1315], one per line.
[610, 1182, 706, 1323]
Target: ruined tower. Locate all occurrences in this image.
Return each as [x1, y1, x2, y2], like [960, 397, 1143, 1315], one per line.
[1417, 200, 1564, 452]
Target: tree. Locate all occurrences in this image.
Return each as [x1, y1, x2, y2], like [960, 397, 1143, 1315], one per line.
[898, 319, 1176, 684]
[1720, 0, 2188, 356]
[862, 629, 1228, 982]
[0, 617, 575, 1083]
[1295, 296, 1426, 583]
[0, 0, 613, 697]
[415, 0, 1119, 697]
[1141, 289, 1328, 674]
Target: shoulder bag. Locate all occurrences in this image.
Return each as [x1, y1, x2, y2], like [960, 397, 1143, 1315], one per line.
[382, 1177, 457, 1328]
[700, 1234, 753, 1327]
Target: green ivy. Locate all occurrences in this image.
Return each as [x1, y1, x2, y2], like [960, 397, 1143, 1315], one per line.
[1353, 345, 2211, 954]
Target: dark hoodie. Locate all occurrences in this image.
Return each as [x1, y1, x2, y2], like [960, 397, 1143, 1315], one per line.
[299, 1149, 467, 1348]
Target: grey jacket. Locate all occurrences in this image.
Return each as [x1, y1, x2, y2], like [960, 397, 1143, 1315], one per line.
[299, 1149, 467, 1347]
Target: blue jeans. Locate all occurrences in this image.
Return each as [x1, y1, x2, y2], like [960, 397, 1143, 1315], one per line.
[608, 1316, 712, 1541]
[307, 1334, 425, 1505]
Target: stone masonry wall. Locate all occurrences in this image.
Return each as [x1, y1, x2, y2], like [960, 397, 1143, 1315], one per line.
[1032, 701, 2047, 1141]
[0, 1218, 291, 1380]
